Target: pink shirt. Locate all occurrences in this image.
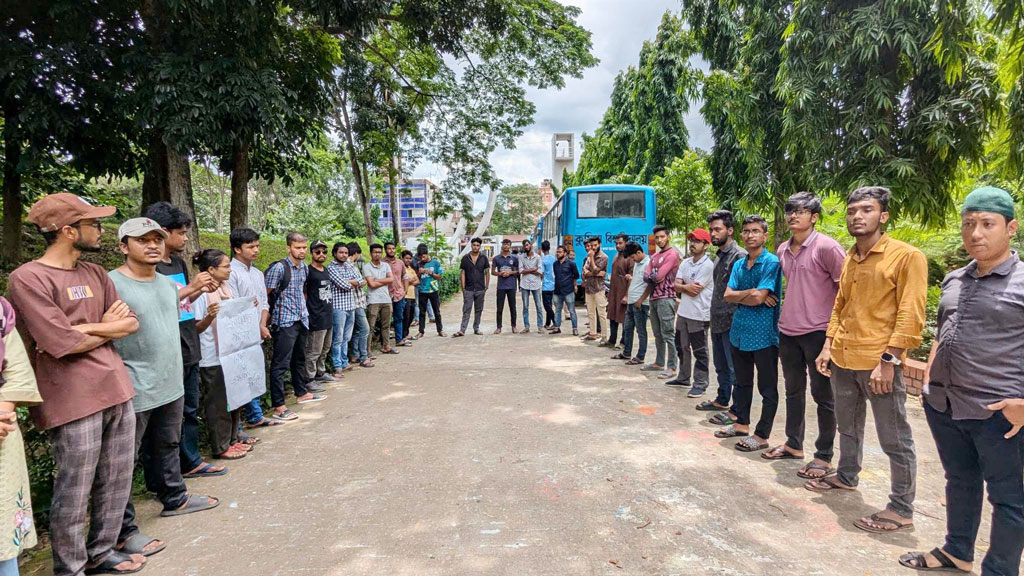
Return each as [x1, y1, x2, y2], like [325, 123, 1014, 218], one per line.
[645, 247, 681, 301]
[777, 230, 846, 336]
[385, 257, 406, 302]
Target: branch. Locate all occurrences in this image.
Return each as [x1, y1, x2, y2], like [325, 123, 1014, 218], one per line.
[328, 30, 437, 99]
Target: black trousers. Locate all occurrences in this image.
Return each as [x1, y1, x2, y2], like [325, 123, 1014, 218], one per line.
[404, 297, 416, 334]
[418, 291, 443, 333]
[608, 320, 620, 345]
[496, 288, 517, 328]
[122, 397, 188, 541]
[270, 322, 308, 408]
[200, 366, 241, 455]
[779, 331, 836, 461]
[731, 345, 779, 440]
[542, 290, 555, 327]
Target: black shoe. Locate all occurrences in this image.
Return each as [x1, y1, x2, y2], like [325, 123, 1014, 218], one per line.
[664, 380, 690, 387]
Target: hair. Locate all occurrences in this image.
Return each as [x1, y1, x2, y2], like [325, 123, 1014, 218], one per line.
[416, 242, 428, 255]
[471, 237, 483, 245]
[230, 228, 260, 251]
[741, 214, 768, 232]
[587, 236, 601, 244]
[40, 229, 59, 246]
[347, 242, 361, 255]
[384, 241, 396, 249]
[119, 235, 129, 245]
[193, 248, 228, 272]
[784, 191, 823, 216]
[401, 249, 413, 258]
[286, 231, 307, 246]
[623, 241, 642, 257]
[501, 239, 512, 245]
[541, 240, 550, 252]
[707, 210, 735, 230]
[652, 225, 668, 235]
[142, 201, 191, 231]
[847, 186, 891, 212]
[332, 242, 348, 256]
[369, 243, 383, 253]
[614, 233, 629, 242]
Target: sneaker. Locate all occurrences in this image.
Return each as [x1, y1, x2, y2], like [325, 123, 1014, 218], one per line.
[318, 373, 338, 383]
[664, 379, 690, 387]
[687, 388, 707, 398]
[548, 328, 562, 334]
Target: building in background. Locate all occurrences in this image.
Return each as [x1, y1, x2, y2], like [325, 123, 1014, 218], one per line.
[372, 178, 437, 236]
[551, 133, 575, 192]
[540, 179, 555, 210]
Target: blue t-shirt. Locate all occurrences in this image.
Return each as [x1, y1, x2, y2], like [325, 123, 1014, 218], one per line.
[541, 254, 556, 291]
[418, 258, 443, 293]
[727, 250, 782, 351]
[492, 254, 519, 291]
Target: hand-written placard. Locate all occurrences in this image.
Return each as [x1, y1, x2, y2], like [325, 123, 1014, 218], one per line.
[216, 297, 266, 411]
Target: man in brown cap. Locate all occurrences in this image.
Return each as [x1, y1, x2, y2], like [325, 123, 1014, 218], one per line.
[7, 194, 147, 575]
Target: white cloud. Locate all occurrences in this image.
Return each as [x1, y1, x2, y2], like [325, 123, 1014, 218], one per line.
[412, 0, 713, 212]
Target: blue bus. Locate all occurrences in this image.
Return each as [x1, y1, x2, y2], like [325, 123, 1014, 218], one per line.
[533, 184, 657, 292]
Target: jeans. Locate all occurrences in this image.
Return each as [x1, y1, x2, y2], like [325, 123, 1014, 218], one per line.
[0, 559, 17, 576]
[711, 331, 736, 408]
[331, 308, 356, 370]
[779, 331, 836, 462]
[122, 397, 189, 542]
[460, 289, 486, 333]
[621, 303, 649, 360]
[832, 364, 917, 518]
[245, 397, 265, 426]
[542, 290, 555, 327]
[269, 322, 309, 408]
[649, 298, 678, 370]
[366, 302, 392, 351]
[496, 288, 518, 329]
[178, 362, 202, 473]
[304, 327, 333, 379]
[585, 291, 608, 339]
[392, 298, 406, 342]
[925, 401, 1024, 575]
[349, 307, 369, 362]
[404, 298, 416, 337]
[731, 345, 779, 439]
[418, 292, 443, 334]
[521, 288, 543, 328]
[673, 317, 709, 390]
[553, 292, 577, 329]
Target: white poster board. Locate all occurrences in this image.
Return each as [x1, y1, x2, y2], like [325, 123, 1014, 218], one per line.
[216, 297, 266, 411]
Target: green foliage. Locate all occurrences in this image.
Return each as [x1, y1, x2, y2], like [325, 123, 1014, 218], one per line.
[652, 151, 715, 233]
[437, 268, 462, 303]
[491, 183, 545, 234]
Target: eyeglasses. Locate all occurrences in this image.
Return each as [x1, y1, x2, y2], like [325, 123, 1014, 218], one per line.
[312, 249, 327, 255]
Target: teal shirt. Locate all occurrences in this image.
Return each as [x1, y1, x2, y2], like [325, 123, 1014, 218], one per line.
[727, 250, 782, 352]
[108, 270, 184, 412]
[418, 259, 443, 293]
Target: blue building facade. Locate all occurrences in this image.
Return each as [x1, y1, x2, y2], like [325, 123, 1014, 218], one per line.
[371, 179, 434, 234]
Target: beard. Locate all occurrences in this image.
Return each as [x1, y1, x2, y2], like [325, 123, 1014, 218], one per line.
[710, 236, 727, 247]
[74, 240, 101, 253]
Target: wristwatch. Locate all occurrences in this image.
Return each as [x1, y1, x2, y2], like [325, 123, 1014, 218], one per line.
[881, 352, 902, 366]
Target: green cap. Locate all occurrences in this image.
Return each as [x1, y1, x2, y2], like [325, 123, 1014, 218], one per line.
[961, 186, 1015, 220]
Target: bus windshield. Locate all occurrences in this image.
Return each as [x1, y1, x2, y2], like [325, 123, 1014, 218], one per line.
[576, 190, 645, 219]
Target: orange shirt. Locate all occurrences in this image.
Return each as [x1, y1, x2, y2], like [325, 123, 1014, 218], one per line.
[826, 234, 928, 371]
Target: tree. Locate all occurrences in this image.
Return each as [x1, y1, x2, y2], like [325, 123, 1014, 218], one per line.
[652, 151, 715, 233]
[491, 183, 544, 234]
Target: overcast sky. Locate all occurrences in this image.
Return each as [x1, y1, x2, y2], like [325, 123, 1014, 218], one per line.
[411, 0, 712, 211]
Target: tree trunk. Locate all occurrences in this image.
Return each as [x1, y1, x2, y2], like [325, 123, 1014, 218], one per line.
[334, 92, 375, 245]
[230, 140, 250, 230]
[142, 135, 199, 265]
[387, 159, 401, 245]
[2, 103, 23, 267]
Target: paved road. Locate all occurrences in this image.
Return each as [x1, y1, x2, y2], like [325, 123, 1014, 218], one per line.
[125, 296, 983, 576]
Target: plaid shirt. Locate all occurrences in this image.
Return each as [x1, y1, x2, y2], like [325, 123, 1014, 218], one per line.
[265, 259, 309, 328]
[328, 260, 365, 311]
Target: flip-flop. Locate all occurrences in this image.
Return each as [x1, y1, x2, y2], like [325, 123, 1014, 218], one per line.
[244, 418, 283, 429]
[85, 550, 145, 574]
[735, 436, 769, 452]
[625, 357, 643, 365]
[160, 494, 220, 517]
[183, 462, 228, 477]
[708, 412, 735, 426]
[804, 475, 856, 493]
[898, 548, 969, 573]
[640, 364, 663, 372]
[853, 513, 914, 534]
[797, 461, 835, 479]
[761, 445, 803, 460]
[696, 400, 728, 412]
[297, 393, 327, 404]
[272, 409, 298, 421]
[117, 532, 166, 557]
[714, 425, 746, 439]
[213, 448, 246, 460]
[382, 348, 399, 355]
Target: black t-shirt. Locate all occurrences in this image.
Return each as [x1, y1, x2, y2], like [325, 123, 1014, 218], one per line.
[460, 253, 490, 292]
[155, 255, 201, 366]
[305, 265, 333, 331]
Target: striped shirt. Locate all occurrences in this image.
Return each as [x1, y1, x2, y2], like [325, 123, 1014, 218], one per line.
[328, 260, 364, 311]
[265, 259, 309, 328]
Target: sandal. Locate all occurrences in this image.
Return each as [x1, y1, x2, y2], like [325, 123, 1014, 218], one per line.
[854, 512, 914, 534]
[714, 425, 746, 439]
[625, 357, 643, 365]
[611, 353, 629, 360]
[183, 462, 228, 477]
[160, 494, 220, 517]
[735, 436, 769, 452]
[761, 445, 802, 460]
[696, 400, 728, 412]
[244, 418, 283, 429]
[452, 332, 464, 337]
[85, 550, 145, 574]
[803, 475, 855, 493]
[231, 442, 253, 452]
[360, 360, 375, 368]
[898, 548, 969, 573]
[708, 412, 735, 426]
[272, 409, 298, 422]
[213, 447, 246, 460]
[797, 461, 835, 479]
[117, 532, 166, 557]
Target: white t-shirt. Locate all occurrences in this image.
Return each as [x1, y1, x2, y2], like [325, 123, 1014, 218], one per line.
[192, 293, 219, 368]
[675, 254, 714, 321]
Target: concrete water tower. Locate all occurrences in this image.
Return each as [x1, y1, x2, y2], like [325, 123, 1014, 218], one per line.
[551, 133, 575, 192]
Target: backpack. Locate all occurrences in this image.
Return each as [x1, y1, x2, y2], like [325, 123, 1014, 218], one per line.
[265, 259, 292, 325]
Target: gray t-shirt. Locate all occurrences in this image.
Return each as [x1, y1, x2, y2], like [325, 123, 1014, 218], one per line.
[108, 270, 185, 412]
[519, 253, 543, 291]
[363, 260, 392, 305]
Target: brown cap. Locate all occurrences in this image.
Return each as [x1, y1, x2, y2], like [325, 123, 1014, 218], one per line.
[27, 193, 117, 232]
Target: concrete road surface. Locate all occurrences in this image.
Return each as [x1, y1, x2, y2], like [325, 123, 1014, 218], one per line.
[114, 296, 993, 576]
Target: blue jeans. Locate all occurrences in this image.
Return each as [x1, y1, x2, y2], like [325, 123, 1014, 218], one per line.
[392, 298, 406, 342]
[520, 288, 543, 328]
[179, 363, 202, 472]
[552, 292, 577, 329]
[0, 558, 19, 576]
[711, 330, 735, 407]
[349, 307, 369, 362]
[925, 401, 1024, 574]
[331, 309, 356, 370]
[621, 303, 649, 360]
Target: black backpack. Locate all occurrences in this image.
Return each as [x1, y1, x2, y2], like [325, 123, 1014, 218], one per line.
[266, 258, 292, 325]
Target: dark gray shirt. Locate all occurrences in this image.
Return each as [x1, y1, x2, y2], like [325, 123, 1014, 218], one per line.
[925, 252, 1024, 420]
[710, 241, 747, 334]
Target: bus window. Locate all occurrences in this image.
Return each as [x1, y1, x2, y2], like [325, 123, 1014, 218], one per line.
[576, 191, 645, 219]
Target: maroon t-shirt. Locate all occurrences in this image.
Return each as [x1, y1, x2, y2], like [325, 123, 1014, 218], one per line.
[8, 260, 134, 429]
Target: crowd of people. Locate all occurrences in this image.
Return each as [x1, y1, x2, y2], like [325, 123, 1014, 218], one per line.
[0, 184, 1022, 576]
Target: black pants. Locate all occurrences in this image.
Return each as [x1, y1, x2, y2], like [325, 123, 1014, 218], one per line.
[731, 345, 779, 439]
[200, 366, 241, 455]
[122, 397, 188, 541]
[779, 331, 836, 461]
[608, 320, 620, 345]
[418, 291, 443, 334]
[496, 288, 517, 329]
[925, 401, 1024, 575]
[542, 290, 555, 327]
[270, 322, 308, 408]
